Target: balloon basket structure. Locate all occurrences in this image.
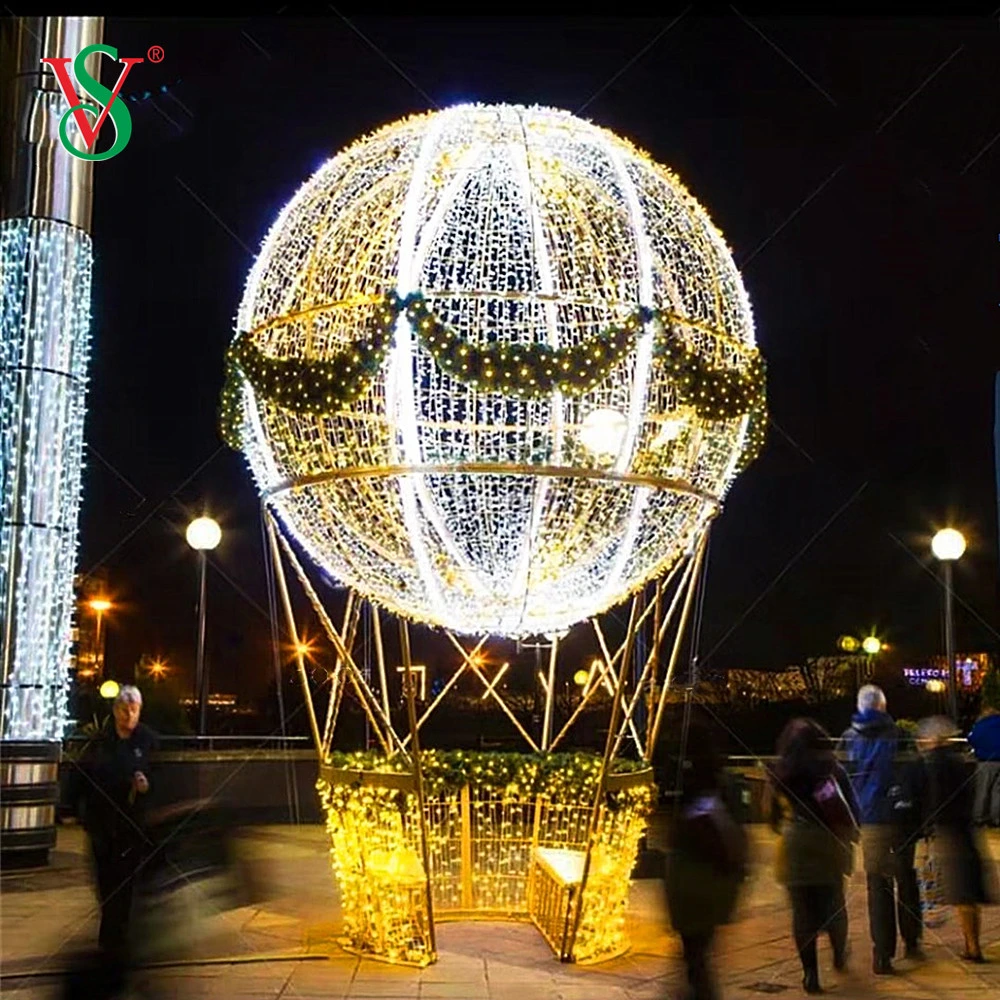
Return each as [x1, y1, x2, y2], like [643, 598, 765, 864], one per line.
[317, 762, 654, 966]
[264, 508, 707, 966]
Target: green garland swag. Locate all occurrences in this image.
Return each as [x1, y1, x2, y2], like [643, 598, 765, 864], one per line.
[405, 294, 636, 399]
[322, 748, 654, 803]
[218, 296, 399, 450]
[218, 290, 766, 452]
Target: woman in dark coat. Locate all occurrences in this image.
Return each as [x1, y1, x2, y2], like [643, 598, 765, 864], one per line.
[664, 719, 748, 1000]
[767, 718, 859, 994]
[917, 715, 996, 962]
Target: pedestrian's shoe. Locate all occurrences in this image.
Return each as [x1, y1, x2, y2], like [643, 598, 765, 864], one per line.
[802, 968, 822, 994]
[833, 944, 850, 972]
[960, 951, 986, 963]
[904, 942, 926, 960]
[872, 952, 894, 975]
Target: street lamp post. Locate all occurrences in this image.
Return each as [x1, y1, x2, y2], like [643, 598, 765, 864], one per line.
[87, 598, 112, 678]
[931, 528, 966, 722]
[186, 516, 221, 735]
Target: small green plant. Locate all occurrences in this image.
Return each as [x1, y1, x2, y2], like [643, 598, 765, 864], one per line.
[980, 664, 1000, 713]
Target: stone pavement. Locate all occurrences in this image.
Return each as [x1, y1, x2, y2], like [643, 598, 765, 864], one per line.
[1, 821, 998, 1000]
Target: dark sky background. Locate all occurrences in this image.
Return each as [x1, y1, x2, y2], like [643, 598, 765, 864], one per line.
[78, 14, 999, 706]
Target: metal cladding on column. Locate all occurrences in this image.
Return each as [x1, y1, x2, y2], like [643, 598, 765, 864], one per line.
[0, 16, 102, 742]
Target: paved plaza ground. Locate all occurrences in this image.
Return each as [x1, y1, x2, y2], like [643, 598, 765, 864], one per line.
[1, 820, 998, 1000]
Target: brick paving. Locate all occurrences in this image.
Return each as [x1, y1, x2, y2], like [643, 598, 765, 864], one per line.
[1, 822, 997, 999]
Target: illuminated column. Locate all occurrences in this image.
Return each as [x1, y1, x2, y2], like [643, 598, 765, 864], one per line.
[0, 17, 102, 743]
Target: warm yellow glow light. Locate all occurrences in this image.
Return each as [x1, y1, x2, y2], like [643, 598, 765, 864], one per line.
[186, 515, 222, 551]
[573, 669, 590, 687]
[838, 635, 859, 652]
[99, 679, 120, 700]
[316, 755, 654, 967]
[149, 660, 167, 678]
[926, 679, 946, 693]
[862, 636, 882, 656]
[88, 597, 112, 613]
[931, 528, 966, 561]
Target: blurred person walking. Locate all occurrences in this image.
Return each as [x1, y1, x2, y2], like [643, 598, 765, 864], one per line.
[917, 715, 996, 962]
[74, 686, 158, 963]
[663, 716, 748, 1000]
[840, 684, 923, 974]
[768, 718, 858, 994]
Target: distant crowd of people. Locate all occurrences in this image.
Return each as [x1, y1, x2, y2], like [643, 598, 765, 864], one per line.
[664, 686, 999, 999]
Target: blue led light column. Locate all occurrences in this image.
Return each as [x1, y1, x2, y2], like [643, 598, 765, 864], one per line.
[1, 16, 102, 865]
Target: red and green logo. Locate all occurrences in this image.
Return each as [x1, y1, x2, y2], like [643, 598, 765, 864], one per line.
[42, 43, 146, 161]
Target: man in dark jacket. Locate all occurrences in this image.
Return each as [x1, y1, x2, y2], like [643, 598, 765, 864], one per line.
[75, 685, 158, 961]
[840, 684, 923, 975]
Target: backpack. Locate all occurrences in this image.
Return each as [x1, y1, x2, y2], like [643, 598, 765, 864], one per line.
[886, 749, 925, 834]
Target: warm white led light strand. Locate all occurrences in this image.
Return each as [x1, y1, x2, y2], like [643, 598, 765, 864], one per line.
[231, 104, 759, 636]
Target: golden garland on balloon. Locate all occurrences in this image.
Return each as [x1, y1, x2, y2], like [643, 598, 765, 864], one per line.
[218, 290, 766, 453]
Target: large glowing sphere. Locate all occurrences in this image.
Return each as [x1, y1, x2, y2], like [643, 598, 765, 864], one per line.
[228, 104, 763, 637]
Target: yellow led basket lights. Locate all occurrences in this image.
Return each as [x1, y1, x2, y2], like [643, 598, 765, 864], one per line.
[225, 103, 767, 967]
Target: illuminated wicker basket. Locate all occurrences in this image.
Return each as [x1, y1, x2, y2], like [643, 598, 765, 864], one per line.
[317, 759, 655, 966]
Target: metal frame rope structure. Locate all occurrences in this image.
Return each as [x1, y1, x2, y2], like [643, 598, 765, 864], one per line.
[264, 504, 710, 966]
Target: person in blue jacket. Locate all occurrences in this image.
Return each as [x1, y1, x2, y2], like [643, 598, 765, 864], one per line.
[840, 684, 923, 975]
[968, 706, 1000, 826]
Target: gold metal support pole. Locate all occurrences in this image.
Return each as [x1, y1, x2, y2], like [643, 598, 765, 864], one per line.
[265, 513, 323, 760]
[592, 620, 644, 751]
[272, 524, 405, 756]
[321, 591, 356, 756]
[541, 635, 559, 751]
[395, 635, 487, 754]
[444, 632, 541, 752]
[564, 594, 639, 962]
[645, 530, 709, 759]
[549, 560, 681, 751]
[400, 618, 437, 959]
[372, 603, 391, 725]
[612, 557, 696, 760]
[460, 782, 474, 910]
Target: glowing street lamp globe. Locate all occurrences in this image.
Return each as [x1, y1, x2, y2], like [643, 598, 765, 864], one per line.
[224, 104, 766, 637]
[186, 516, 222, 552]
[931, 528, 966, 562]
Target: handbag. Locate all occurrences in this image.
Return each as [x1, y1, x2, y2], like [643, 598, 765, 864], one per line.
[917, 836, 949, 928]
[812, 775, 859, 837]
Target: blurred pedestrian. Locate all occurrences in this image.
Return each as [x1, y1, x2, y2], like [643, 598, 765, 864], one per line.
[75, 685, 158, 963]
[916, 715, 996, 962]
[768, 718, 858, 994]
[968, 704, 1000, 827]
[663, 717, 748, 1000]
[840, 684, 923, 974]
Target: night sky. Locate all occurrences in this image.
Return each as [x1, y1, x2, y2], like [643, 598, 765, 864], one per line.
[77, 15, 999, 704]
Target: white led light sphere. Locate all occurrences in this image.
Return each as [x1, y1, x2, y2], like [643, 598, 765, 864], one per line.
[579, 408, 629, 458]
[232, 104, 762, 636]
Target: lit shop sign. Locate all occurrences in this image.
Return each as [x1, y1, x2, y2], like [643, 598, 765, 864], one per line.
[903, 661, 978, 687]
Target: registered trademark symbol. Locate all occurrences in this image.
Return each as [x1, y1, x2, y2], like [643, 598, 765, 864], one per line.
[147, 45, 164, 63]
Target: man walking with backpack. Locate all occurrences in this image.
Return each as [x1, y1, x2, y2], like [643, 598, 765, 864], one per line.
[841, 685, 924, 975]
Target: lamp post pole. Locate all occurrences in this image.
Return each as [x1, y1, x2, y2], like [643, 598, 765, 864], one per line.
[931, 528, 965, 723]
[943, 558, 956, 722]
[196, 549, 208, 735]
[186, 516, 221, 737]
